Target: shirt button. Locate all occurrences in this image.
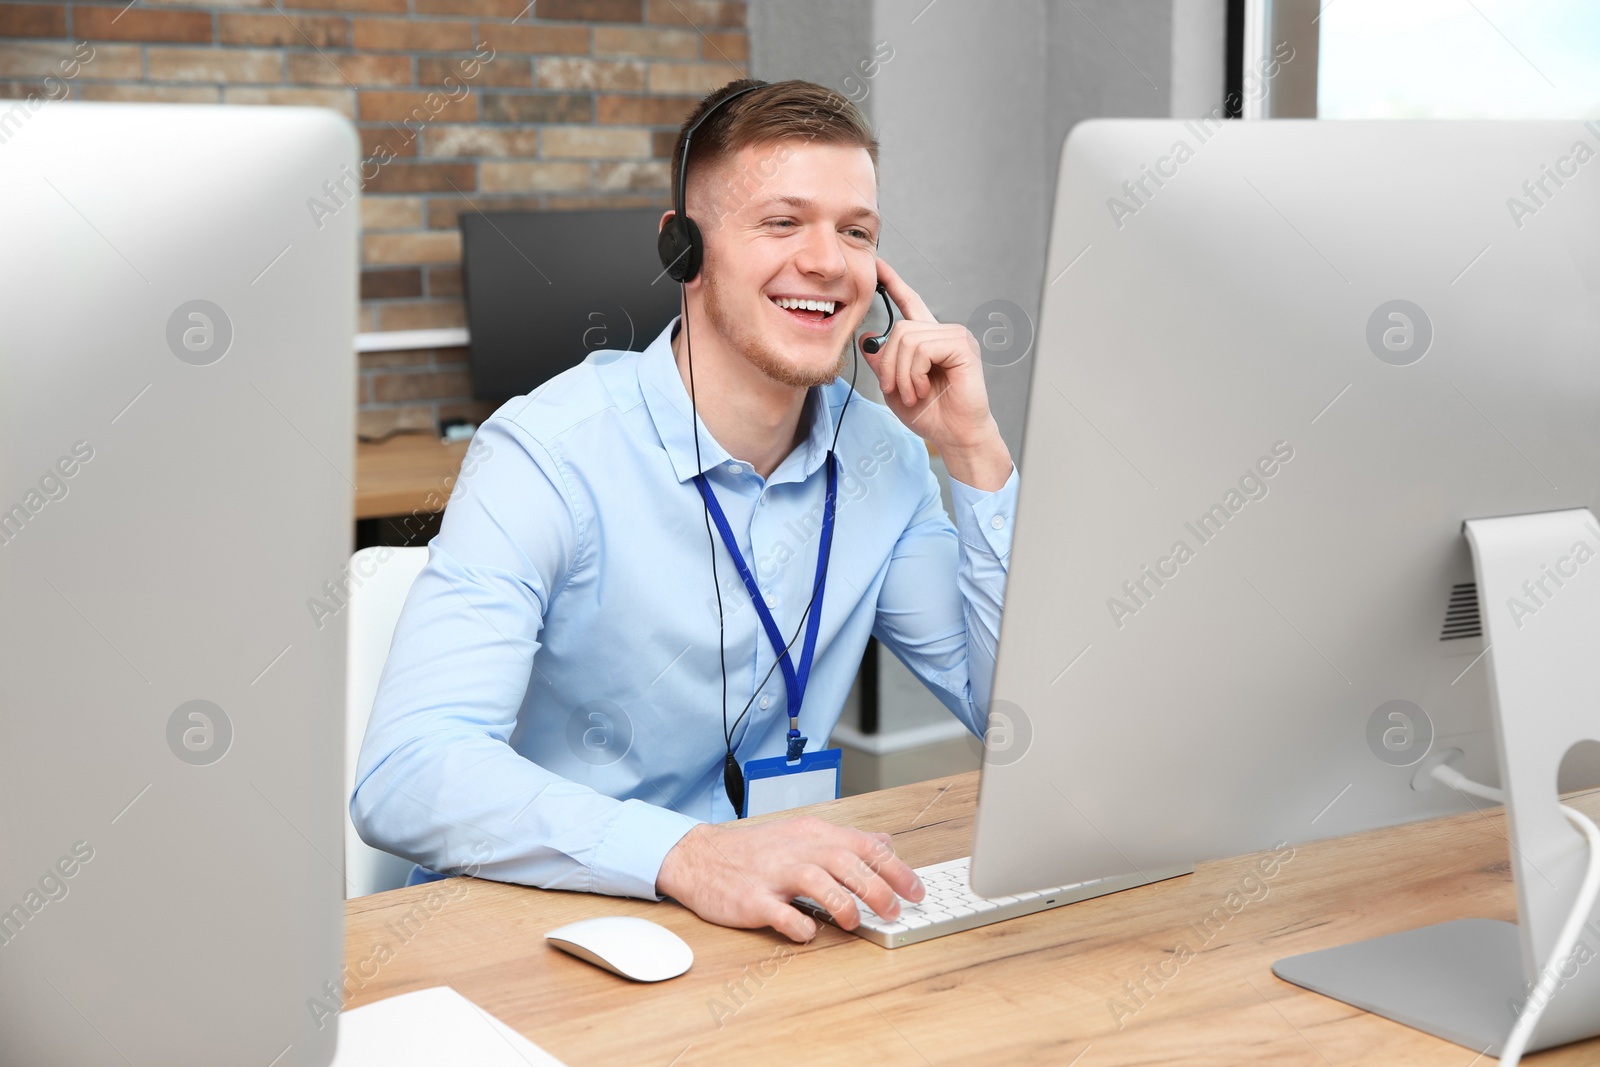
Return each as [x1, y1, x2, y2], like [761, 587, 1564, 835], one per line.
[759, 695, 771, 710]
[990, 514, 1006, 530]
[727, 462, 743, 474]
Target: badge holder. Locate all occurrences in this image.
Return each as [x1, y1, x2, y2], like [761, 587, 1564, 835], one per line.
[741, 740, 843, 820]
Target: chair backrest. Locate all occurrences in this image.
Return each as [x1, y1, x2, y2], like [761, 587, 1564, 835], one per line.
[344, 545, 430, 897]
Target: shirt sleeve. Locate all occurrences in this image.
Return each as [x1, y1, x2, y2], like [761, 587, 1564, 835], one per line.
[871, 453, 1019, 738]
[349, 415, 701, 900]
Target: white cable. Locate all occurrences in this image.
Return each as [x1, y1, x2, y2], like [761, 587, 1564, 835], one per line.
[1429, 764, 1600, 1067]
[1499, 804, 1599, 1066]
[1431, 763, 1506, 804]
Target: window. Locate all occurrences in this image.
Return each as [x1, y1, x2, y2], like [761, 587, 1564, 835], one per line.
[1318, 0, 1600, 119]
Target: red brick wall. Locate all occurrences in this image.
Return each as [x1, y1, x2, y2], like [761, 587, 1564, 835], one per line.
[0, 0, 747, 437]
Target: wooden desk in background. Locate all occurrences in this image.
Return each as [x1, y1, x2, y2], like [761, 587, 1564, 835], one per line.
[342, 773, 1600, 1066]
[354, 432, 939, 522]
[354, 434, 468, 520]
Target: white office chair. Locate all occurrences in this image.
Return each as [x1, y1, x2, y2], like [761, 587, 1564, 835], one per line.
[344, 545, 430, 898]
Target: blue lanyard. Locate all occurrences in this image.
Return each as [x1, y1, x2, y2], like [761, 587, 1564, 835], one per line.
[694, 452, 838, 755]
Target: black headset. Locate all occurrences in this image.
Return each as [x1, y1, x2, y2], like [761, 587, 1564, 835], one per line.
[661, 80, 887, 816]
[657, 79, 898, 343]
[861, 284, 895, 353]
[657, 81, 769, 283]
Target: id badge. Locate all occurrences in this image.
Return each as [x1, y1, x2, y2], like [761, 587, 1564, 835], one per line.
[741, 748, 842, 818]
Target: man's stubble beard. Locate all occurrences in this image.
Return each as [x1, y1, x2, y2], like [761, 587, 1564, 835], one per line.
[702, 268, 848, 389]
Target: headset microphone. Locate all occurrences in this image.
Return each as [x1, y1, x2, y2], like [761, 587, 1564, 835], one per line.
[860, 283, 897, 354]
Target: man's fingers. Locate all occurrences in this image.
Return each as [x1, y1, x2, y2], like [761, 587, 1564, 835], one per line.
[823, 846, 902, 920]
[897, 341, 916, 407]
[842, 832, 923, 906]
[863, 343, 895, 400]
[868, 323, 968, 408]
[871, 343, 899, 400]
[795, 866, 860, 930]
[864, 834, 905, 882]
[853, 835, 922, 903]
[844, 862, 903, 922]
[911, 347, 934, 402]
[762, 898, 818, 943]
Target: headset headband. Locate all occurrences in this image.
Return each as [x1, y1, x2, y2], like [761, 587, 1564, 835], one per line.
[658, 81, 770, 283]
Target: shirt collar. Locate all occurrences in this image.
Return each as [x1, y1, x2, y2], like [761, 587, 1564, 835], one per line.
[637, 318, 838, 486]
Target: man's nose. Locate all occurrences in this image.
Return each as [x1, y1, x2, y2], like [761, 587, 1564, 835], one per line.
[792, 225, 847, 278]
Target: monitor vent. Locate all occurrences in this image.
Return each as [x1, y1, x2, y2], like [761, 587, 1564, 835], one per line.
[1440, 582, 1482, 640]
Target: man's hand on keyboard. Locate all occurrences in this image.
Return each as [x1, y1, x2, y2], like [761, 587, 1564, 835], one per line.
[654, 817, 925, 942]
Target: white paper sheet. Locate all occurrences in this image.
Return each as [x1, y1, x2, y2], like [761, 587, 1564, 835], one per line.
[329, 985, 568, 1066]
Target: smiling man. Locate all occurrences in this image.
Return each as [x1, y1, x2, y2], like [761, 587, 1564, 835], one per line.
[353, 79, 1018, 942]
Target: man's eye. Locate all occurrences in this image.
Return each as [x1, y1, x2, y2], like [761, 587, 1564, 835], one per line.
[846, 228, 873, 241]
[767, 218, 797, 229]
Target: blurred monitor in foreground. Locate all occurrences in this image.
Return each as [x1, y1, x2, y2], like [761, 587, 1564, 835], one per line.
[0, 102, 355, 1066]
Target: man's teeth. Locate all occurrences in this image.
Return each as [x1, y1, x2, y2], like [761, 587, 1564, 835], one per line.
[773, 297, 836, 315]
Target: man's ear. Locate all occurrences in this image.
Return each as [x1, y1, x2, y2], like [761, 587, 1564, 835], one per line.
[657, 210, 676, 234]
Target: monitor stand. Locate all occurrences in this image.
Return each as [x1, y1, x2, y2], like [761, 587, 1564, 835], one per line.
[1273, 508, 1600, 1056]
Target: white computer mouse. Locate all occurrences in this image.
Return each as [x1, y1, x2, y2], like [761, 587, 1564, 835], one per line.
[544, 916, 693, 982]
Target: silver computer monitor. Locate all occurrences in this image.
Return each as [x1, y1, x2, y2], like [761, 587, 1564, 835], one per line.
[972, 118, 1600, 891]
[1, 103, 355, 1065]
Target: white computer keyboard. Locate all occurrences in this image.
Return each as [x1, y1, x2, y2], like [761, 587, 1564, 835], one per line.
[796, 855, 1116, 949]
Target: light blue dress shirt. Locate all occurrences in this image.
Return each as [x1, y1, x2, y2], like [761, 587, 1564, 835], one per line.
[351, 319, 1019, 900]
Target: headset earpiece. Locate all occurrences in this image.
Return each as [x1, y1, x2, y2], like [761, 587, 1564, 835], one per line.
[658, 81, 767, 287]
[657, 212, 703, 283]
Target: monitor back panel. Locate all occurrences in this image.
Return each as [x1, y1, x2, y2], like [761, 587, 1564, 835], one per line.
[972, 119, 1600, 896]
[0, 103, 354, 1065]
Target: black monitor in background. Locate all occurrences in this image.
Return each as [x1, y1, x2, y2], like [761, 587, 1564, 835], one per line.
[460, 208, 681, 403]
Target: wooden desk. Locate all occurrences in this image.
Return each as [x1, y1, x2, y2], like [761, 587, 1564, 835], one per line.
[353, 432, 938, 522]
[354, 434, 468, 520]
[343, 774, 1600, 1065]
